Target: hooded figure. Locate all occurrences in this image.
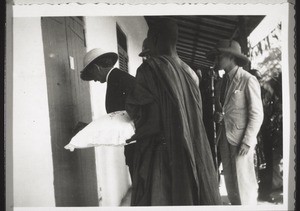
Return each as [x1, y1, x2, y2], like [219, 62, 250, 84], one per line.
[125, 18, 222, 206]
[139, 38, 151, 60]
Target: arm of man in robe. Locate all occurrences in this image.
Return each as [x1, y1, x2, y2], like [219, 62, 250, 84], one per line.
[125, 62, 161, 142]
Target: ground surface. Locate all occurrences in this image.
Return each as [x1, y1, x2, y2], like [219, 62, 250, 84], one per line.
[120, 174, 283, 206]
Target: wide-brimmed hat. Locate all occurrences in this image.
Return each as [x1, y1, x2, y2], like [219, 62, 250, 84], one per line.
[80, 48, 118, 81]
[206, 39, 250, 66]
[139, 38, 151, 57]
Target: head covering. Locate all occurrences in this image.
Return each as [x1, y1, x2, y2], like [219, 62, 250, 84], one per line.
[206, 39, 250, 66]
[139, 38, 150, 57]
[80, 48, 118, 81]
[148, 18, 178, 45]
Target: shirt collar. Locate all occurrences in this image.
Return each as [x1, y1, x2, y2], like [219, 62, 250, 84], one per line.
[226, 65, 239, 81]
[105, 67, 115, 82]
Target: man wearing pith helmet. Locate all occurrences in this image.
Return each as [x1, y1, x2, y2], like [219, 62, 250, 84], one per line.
[80, 48, 136, 180]
[207, 39, 264, 205]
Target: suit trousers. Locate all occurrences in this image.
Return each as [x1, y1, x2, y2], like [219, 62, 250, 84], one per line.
[219, 125, 258, 205]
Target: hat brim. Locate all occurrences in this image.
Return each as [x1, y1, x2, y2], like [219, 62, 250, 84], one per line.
[80, 52, 118, 81]
[206, 48, 250, 66]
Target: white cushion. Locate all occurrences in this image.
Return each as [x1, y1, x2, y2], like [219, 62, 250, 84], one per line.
[64, 111, 135, 151]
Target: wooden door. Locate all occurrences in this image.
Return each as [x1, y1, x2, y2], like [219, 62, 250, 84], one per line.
[41, 17, 98, 206]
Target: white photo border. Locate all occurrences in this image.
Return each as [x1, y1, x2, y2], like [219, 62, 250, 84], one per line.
[7, 1, 296, 211]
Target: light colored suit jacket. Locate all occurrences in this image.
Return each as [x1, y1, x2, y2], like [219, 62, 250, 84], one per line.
[216, 67, 263, 148]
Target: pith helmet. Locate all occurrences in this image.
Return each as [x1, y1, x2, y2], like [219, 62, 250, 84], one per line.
[81, 48, 118, 81]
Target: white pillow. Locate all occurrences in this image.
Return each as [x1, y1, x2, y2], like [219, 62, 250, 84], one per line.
[64, 111, 135, 152]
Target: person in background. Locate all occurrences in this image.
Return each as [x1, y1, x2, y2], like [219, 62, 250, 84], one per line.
[125, 18, 222, 206]
[257, 73, 283, 202]
[80, 48, 136, 180]
[207, 39, 264, 205]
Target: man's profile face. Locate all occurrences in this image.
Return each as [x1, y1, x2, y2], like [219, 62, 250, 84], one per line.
[87, 63, 111, 83]
[214, 53, 232, 71]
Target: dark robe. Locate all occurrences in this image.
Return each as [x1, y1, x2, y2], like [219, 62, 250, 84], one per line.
[105, 68, 136, 177]
[125, 56, 222, 206]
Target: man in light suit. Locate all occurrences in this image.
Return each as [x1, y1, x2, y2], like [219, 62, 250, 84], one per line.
[80, 48, 136, 179]
[207, 40, 264, 205]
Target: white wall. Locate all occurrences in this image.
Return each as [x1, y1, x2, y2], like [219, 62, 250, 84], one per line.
[84, 16, 148, 206]
[115, 16, 149, 77]
[13, 18, 55, 206]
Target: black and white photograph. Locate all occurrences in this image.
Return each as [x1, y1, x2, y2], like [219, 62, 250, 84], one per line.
[5, 1, 296, 211]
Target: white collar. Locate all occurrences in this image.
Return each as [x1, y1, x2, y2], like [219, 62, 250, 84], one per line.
[105, 67, 115, 82]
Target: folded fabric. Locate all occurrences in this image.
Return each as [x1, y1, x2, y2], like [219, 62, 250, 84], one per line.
[64, 111, 135, 152]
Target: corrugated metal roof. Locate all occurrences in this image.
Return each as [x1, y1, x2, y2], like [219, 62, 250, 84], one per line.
[145, 16, 264, 71]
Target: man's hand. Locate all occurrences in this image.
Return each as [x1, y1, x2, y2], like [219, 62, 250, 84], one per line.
[214, 111, 224, 123]
[238, 143, 250, 156]
[126, 138, 135, 144]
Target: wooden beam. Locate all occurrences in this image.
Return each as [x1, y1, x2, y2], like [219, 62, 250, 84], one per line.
[178, 53, 213, 66]
[203, 16, 239, 25]
[177, 49, 209, 59]
[188, 58, 213, 66]
[230, 26, 239, 40]
[176, 20, 233, 38]
[172, 16, 235, 33]
[177, 53, 209, 64]
[179, 59, 211, 70]
[178, 56, 212, 66]
[177, 39, 212, 51]
[177, 45, 208, 57]
[178, 23, 231, 39]
[178, 29, 220, 43]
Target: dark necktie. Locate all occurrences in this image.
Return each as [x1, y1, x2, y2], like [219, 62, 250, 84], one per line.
[220, 73, 228, 106]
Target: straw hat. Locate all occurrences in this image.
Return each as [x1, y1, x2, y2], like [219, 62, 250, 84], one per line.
[206, 39, 250, 66]
[80, 48, 118, 80]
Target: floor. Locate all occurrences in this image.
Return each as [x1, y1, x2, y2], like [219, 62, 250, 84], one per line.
[120, 173, 283, 206]
[120, 187, 132, 206]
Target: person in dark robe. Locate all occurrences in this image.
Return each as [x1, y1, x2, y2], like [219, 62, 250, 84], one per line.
[139, 38, 151, 61]
[80, 48, 136, 179]
[125, 18, 222, 206]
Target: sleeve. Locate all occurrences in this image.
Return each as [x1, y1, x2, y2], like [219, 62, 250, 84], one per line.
[242, 76, 264, 148]
[121, 72, 136, 95]
[125, 63, 161, 141]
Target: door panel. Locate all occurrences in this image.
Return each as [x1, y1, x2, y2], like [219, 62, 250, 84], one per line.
[41, 17, 98, 206]
[65, 17, 99, 206]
